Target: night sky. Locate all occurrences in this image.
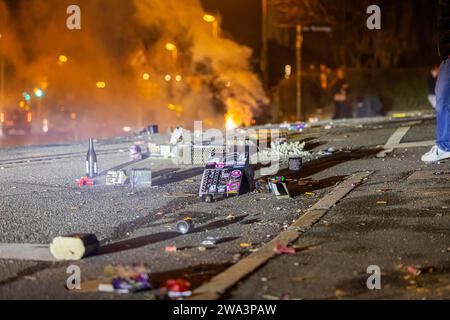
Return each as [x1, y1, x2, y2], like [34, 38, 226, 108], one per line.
[202, 0, 439, 76]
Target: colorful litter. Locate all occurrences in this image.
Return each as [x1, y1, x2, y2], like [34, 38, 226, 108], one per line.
[76, 177, 94, 187]
[129, 144, 143, 160]
[162, 278, 192, 298]
[165, 246, 177, 253]
[407, 265, 436, 276]
[275, 243, 296, 255]
[100, 264, 152, 294]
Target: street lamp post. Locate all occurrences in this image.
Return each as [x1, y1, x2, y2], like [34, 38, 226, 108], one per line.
[165, 42, 178, 63]
[275, 22, 332, 122]
[261, 0, 269, 89]
[0, 33, 4, 112]
[33, 88, 44, 132]
[203, 14, 221, 39]
[138, 73, 151, 128]
[295, 24, 303, 121]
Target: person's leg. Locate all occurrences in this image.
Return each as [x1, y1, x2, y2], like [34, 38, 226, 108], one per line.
[333, 102, 340, 119]
[336, 103, 345, 119]
[436, 60, 450, 151]
[422, 60, 450, 162]
[344, 102, 353, 118]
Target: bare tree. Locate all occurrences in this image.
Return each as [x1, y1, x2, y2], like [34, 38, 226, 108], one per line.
[272, 0, 416, 69]
[271, 0, 333, 27]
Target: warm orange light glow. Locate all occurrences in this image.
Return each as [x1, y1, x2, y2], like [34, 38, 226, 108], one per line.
[142, 73, 150, 80]
[0, 112, 4, 123]
[175, 105, 184, 117]
[71, 112, 77, 120]
[225, 115, 238, 131]
[58, 55, 68, 63]
[203, 14, 216, 23]
[43, 119, 49, 133]
[96, 81, 106, 89]
[26, 112, 32, 123]
[175, 75, 182, 82]
[168, 103, 176, 111]
[19, 101, 25, 108]
[165, 42, 177, 51]
[204, 119, 214, 127]
[164, 74, 172, 81]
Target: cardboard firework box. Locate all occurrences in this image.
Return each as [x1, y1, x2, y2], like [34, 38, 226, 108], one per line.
[198, 151, 254, 203]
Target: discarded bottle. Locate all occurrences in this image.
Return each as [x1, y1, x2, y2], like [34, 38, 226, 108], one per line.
[86, 138, 98, 178]
[176, 217, 194, 234]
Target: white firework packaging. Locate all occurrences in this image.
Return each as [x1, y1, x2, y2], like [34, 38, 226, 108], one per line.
[50, 234, 99, 261]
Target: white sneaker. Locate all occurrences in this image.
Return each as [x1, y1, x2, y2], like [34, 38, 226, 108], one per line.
[421, 145, 450, 163]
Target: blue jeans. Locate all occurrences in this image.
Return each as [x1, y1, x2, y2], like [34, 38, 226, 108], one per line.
[436, 59, 450, 151]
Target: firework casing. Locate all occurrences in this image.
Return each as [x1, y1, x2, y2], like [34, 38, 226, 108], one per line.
[50, 233, 99, 261]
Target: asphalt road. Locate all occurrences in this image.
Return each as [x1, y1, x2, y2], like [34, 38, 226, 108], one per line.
[0, 115, 448, 300]
[0, 131, 78, 149]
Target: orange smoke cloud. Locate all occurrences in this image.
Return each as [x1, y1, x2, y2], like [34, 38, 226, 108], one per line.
[0, 0, 267, 138]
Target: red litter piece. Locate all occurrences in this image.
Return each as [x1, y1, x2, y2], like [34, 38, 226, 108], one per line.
[407, 266, 421, 276]
[162, 279, 191, 293]
[76, 177, 95, 187]
[275, 243, 296, 255]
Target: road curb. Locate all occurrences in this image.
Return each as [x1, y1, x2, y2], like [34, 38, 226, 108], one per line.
[189, 171, 373, 300]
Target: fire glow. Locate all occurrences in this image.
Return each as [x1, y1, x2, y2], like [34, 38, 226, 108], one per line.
[0, 0, 268, 137]
[225, 115, 238, 131]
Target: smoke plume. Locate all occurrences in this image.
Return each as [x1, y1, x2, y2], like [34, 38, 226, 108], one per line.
[0, 0, 267, 139]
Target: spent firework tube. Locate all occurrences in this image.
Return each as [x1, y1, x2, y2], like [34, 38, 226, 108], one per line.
[50, 233, 99, 261]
